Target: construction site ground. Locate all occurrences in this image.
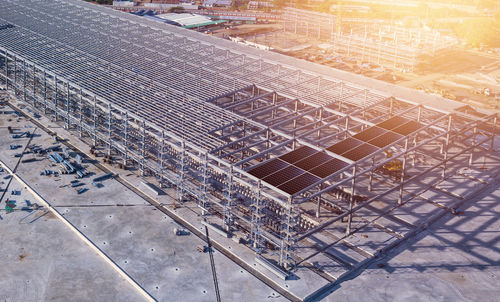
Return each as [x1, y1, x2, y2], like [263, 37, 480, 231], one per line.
[0, 93, 290, 302]
[1, 78, 500, 302]
[211, 23, 282, 39]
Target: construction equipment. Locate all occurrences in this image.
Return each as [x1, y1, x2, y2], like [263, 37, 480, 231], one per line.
[5, 200, 15, 213]
[377, 150, 402, 179]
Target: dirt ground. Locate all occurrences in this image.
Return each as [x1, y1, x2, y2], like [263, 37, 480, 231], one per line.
[397, 49, 499, 109]
[211, 23, 282, 39]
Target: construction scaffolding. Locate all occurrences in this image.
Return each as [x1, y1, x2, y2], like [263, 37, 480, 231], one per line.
[0, 0, 496, 274]
[330, 24, 458, 71]
[282, 7, 337, 41]
[281, 7, 457, 72]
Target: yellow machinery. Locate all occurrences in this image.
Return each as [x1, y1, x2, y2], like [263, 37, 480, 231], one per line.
[382, 150, 402, 175]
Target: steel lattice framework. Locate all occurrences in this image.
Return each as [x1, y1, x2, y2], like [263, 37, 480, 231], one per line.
[0, 0, 496, 273]
[282, 7, 457, 72]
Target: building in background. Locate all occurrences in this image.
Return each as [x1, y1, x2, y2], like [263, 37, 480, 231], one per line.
[156, 12, 227, 28]
[247, 1, 273, 10]
[203, 0, 232, 8]
[136, 0, 181, 4]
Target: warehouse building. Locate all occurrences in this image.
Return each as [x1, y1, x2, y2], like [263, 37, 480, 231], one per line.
[156, 13, 227, 28]
[0, 0, 497, 294]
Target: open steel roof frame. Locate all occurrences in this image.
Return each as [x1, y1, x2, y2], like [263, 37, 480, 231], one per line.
[0, 0, 497, 273]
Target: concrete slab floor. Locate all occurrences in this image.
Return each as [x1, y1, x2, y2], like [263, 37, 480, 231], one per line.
[0, 180, 144, 302]
[318, 179, 500, 302]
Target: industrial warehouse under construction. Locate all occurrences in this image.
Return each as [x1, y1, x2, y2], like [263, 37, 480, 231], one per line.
[281, 7, 458, 72]
[0, 1, 498, 301]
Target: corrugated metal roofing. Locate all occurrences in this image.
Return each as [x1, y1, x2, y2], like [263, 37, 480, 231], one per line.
[156, 13, 213, 27]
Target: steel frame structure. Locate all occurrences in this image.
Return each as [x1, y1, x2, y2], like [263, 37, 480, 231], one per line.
[282, 7, 457, 72]
[282, 7, 337, 41]
[329, 24, 457, 71]
[0, 0, 496, 272]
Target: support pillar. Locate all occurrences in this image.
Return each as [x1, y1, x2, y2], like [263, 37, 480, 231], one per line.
[3, 51, 8, 88]
[251, 182, 263, 252]
[316, 187, 322, 218]
[368, 157, 375, 191]
[223, 165, 234, 231]
[93, 96, 97, 147]
[140, 120, 146, 176]
[43, 70, 47, 114]
[281, 198, 297, 270]
[199, 152, 209, 216]
[177, 140, 186, 203]
[66, 82, 70, 129]
[442, 115, 452, 179]
[483, 117, 497, 167]
[389, 97, 394, 115]
[78, 89, 83, 137]
[468, 126, 477, 169]
[413, 106, 422, 166]
[107, 103, 112, 156]
[317, 107, 323, 141]
[54, 76, 58, 121]
[344, 117, 349, 139]
[346, 165, 357, 235]
[292, 100, 298, 130]
[159, 131, 165, 175]
[398, 138, 409, 204]
[14, 56, 17, 89]
[23, 60, 26, 102]
[32, 64, 36, 107]
[123, 112, 128, 165]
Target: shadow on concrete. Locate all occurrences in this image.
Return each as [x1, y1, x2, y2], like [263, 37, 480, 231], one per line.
[306, 156, 500, 301]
